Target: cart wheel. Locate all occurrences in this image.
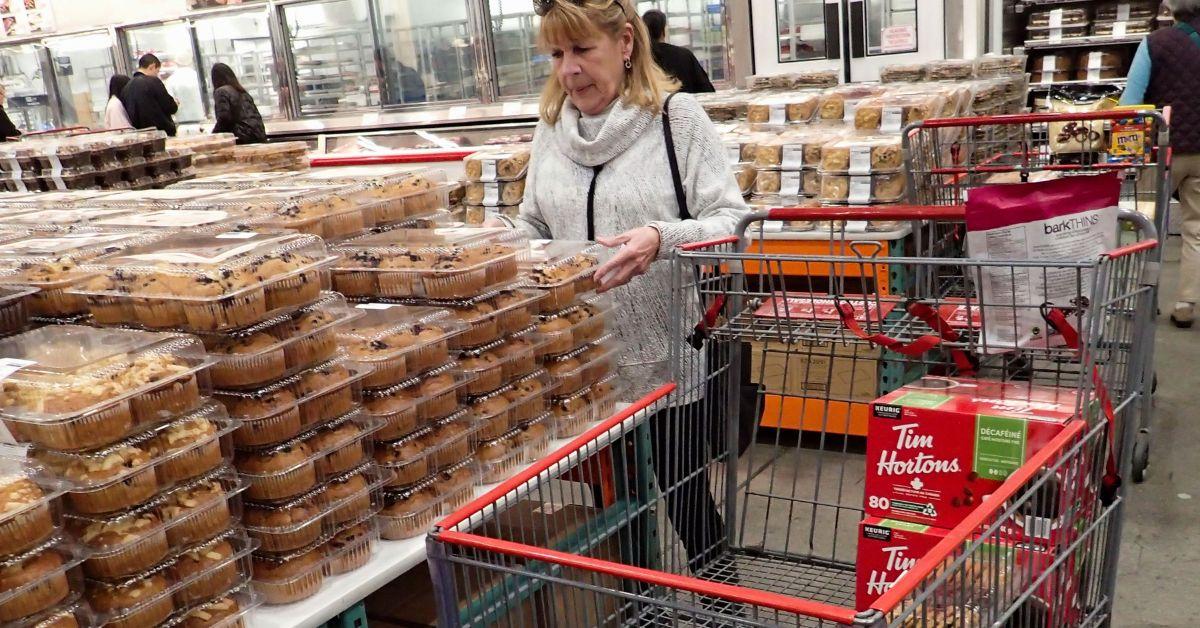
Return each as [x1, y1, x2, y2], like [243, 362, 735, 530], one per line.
[1132, 429, 1150, 484]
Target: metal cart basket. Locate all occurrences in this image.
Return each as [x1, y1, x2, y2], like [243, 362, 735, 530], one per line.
[428, 197, 1159, 626]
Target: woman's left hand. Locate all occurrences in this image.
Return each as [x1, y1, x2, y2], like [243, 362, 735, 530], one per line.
[594, 226, 660, 293]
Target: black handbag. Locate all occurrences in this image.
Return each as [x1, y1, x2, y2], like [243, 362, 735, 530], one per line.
[662, 93, 761, 457]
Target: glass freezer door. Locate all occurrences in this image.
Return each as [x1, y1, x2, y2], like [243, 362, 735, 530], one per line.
[373, 0, 479, 106]
[0, 43, 54, 132]
[192, 10, 282, 119]
[122, 21, 207, 125]
[634, 0, 729, 83]
[44, 32, 117, 129]
[280, 0, 381, 115]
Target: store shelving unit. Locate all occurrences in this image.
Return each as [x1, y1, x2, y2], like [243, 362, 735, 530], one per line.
[289, 27, 379, 114]
[204, 36, 279, 118]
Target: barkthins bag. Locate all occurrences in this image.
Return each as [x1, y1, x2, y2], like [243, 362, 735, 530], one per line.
[965, 173, 1119, 352]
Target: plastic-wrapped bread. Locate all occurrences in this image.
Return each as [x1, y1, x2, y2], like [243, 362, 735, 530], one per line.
[816, 85, 888, 121]
[1027, 24, 1090, 41]
[752, 128, 843, 169]
[1027, 7, 1089, 27]
[745, 92, 821, 124]
[853, 94, 944, 132]
[733, 163, 757, 197]
[974, 54, 1027, 78]
[925, 59, 976, 81]
[818, 172, 907, 204]
[819, 136, 904, 174]
[463, 148, 532, 182]
[1091, 19, 1153, 36]
[879, 63, 926, 83]
[1095, 0, 1158, 21]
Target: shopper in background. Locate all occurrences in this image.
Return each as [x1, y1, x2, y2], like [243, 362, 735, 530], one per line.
[210, 63, 266, 145]
[496, 0, 747, 578]
[120, 53, 179, 136]
[103, 74, 132, 130]
[1122, 0, 1200, 327]
[642, 9, 714, 94]
[0, 84, 19, 140]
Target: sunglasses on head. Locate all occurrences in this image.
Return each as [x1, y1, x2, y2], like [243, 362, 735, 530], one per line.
[533, 0, 625, 17]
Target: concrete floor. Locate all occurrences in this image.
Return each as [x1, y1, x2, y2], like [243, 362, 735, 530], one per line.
[1112, 239, 1200, 628]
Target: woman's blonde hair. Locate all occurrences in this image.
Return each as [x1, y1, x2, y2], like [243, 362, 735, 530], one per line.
[537, 0, 678, 124]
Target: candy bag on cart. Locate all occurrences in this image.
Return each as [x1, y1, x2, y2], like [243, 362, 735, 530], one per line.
[965, 172, 1120, 352]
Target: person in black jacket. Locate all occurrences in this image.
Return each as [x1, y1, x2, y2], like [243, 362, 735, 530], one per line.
[0, 84, 21, 140]
[642, 9, 714, 94]
[120, 54, 179, 136]
[210, 63, 266, 145]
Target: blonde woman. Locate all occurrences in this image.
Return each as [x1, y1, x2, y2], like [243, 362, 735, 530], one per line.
[495, 0, 748, 576]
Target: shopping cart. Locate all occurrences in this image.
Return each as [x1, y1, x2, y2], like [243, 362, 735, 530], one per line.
[427, 203, 1159, 627]
[903, 109, 1170, 483]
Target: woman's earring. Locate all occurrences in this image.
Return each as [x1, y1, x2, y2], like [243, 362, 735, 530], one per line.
[624, 58, 632, 70]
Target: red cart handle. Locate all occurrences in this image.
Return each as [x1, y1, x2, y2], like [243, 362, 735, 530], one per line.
[914, 108, 1164, 129]
[765, 205, 966, 222]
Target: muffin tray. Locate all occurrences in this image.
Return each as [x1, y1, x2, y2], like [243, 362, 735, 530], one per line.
[544, 336, 621, 396]
[362, 361, 477, 440]
[84, 530, 257, 628]
[754, 169, 821, 197]
[549, 372, 624, 439]
[0, 326, 214, 451]
[251, 514, 380, 605]
[375, 478, 444, 540]
[464, 179, 525, 207]
[475, 430, 529, 484]
[186, 186, 370, 241]
[66, 467, 249, 580]
[371, 411, 479, 488]
[161, 580, 261, 628]
[0, 285, 36, 337]
[331, 227, 528, 300]
[69, 230, 338, 333]
[31, 405, 239, 515]
[752, 129, 842, 169]
[520, 240, 609, 311]
[201, 292, 362, 390]
[515, 411, 554, 463]
[279, 169, 457, 229]
[338, 303, 468, 389]
[0, 463, 69, 559]
[303, 412, 386, 477]
[168, 171, 294, 190]
[216, 354, 371, 438]
[6, 591, 95, 628]
[381, 284, 546, 346]
[0, 535, 88, 623]
[242, 462, 390, 555]
[458, 329, 551, 396]
[536, 293, 614, 356]
[429, 456, 481, 514]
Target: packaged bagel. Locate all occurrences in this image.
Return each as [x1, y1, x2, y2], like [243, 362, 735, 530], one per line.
[879, 62, 926, 83]
[1027, 7, 1090, 28]
[818, 172, 908, 205]
[1095, 0, 1158, 21]
[745, 92, 821, 125]
[752, 128, 842, 169]
[753, 169, 821, 197]
[819, 135, 904, 175]
[463, 147, 531, 182]
[853, 93, 945, 132]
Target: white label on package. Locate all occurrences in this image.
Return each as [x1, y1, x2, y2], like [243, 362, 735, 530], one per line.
[481, 158, 499, 182]
[843, 100, 859, 124]
[6, 158, 23, 192]
[768, 104, 786, 126]
[1116, 3, 1130, 21]
[0, 358, 34, 383]
[845, 220, 869, 233]
[849, 146, 873, 175]
[781, 145, 805, 168]
[1041, 56, 1055, 73]
[848, 177, 872, 205]
[482, 183, 500, 206]
[881, 107, 903, 132]
[357, 303, 398, 310]
[213, 231, 259, 240]
[1112, 21, 1127, 38]
[725, 144, 741, 164]
[1088, 68, 1101, 81]
[1049, 9, 1064, 28]
[1049, 27, 1063, 43]
[48, 153, 65, 190]
[780, 171, 803, 195]
[1088, 52, 1103, 71]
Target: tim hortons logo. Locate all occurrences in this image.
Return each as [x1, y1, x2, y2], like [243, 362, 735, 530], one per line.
[875, 423, 962, 476]
[866, 545, 919, 594]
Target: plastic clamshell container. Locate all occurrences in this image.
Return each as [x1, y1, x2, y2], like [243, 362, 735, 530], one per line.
[0, 285, 36, 337]
[69, 230, 337, 333]
[87, 188, 223, 210]
[814, 84, 888, 121]
[291, 169, 454, 229]
[232, 412, 371, 504]
[242, 462, 389, 554]
[544, 337, 621, 397]
[200, 292, 362, 390]
[752, 128, 843, 169]
[458, 328, 551, 396]
[418, 414, 485, 474]
[818, 172, 908, 204]
[331, 227, 528, 300]
[89, 209, 272, 234]
[975, 53, 1027, 77]
[514, 411, 554, 463]
[0, 326, 214, 451]
[549, 372, 624, 439]
[853, 93, 946, 132]
[536, 293, 613, 356]
[181, 186, 368, 241]
[84, 530, 257, 628]
[0, 231, 156, 317]
[925, 58, 978, 80]
[67, 467, 248, 580]
[338, 303, 467, 388]
[520, 240, 609, 311]
[362, 361, 477, 437]
[464, 179, 525, 207]
[438, 285, 546, 347]
[167, 171, 294, 190]
[475, 432, 526, 484]
[819, 135, 905, 175]
[161, 580, 261, 628]
[302, 412, 385, 478]
[1026, 23, 1090, 41]
[372, 421, 440, 490]
[0, 207, 141, 233]
[0, 536, 87, 622]
[215, 355, 371, 441]
[879, 62, 926, 82]
[753, 169, 821, 197]
[744, 91, 822, 125]
[463, 148, 532, 182]
[376, 478, 444, 540]
[6, 592, 96, 628]
[1091, 19, 1153, 36]
[250, 514, 379, 605]
[31, 405, 238, 515]
[429, 455, 480, 514]
[0, 461, 69, 558]
[463, 374, 536, 442]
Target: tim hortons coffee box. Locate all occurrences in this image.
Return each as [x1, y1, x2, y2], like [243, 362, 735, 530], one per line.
[856, 517, 951, 608]
[865, 377, 1080, 530]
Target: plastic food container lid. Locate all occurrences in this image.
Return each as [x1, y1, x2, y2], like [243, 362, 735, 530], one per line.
[332, 227, 529, 274]
[0, 535, 87, 611]
[0, 207, 140, 231]
[0, 231, 154, 284]
[69, 230, 336, 303]
[363, 361, 476, 415]
[0, 325, 212, 424]
[167, 171, 295, 190]
[339, 303, 467, 364]
[463, 148, 532, 182]
[521, 240, 609, 289]
[89, 209, 272, 232]
[87, 188, 223, 209]
[214, 355, 372, 422]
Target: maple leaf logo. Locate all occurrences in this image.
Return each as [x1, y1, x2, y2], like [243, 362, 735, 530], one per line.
[910, 477, 924, 491]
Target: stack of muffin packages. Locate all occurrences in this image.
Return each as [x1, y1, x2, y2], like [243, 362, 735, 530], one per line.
[0, 323, 257, 627]
[166, 134, 237, 179]
[328, 227, 557, 541]
[0, 129, 193, 193]
[59, 229, 393, 608]
[461, 147, 531, 225]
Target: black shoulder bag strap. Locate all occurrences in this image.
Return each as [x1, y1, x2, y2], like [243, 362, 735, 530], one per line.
[662, 91, 689, 220]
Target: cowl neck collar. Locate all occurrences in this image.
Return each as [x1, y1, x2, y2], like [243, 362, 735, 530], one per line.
[555, 96, 656, 167]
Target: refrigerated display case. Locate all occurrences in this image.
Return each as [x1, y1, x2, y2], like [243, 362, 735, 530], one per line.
[279, 0, 381, 115]
[316, 120, 534, 153]
[43, 32, 116, 129]
[193, 10, 282, 119]
[636, 0, 729, 82]
[374, 0, 480, 105]
[122, 21, 208, 124]
[0, 41, 56, 131]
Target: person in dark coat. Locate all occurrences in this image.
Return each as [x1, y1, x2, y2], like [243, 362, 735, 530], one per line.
[641, 9, 714, 94]
[120, 53, 179, 136]
[0, 84, 20, 139]
[210, 63, 266, 144]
